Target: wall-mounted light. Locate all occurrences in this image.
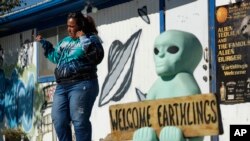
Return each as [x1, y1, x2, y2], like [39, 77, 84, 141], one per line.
[81, 0, 98, 15]
[91, 6, 98, 13]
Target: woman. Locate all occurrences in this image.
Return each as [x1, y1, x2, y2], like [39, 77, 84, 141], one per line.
[36, 12, 103, 141]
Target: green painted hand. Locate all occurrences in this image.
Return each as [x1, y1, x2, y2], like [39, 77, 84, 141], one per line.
[133, 127, 158, 141]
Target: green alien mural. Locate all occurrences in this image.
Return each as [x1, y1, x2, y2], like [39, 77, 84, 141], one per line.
[133, 30, 204, 141]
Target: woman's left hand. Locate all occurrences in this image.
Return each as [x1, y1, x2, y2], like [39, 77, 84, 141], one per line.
[35, 34, 43, 42]
[76, 31, 85, 38]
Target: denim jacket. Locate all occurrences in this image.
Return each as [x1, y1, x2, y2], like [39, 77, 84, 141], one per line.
[40, 34, 103, 83]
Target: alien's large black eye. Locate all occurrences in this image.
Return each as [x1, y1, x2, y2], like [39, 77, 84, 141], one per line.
[241, 25, 247, 33]
[167, 46, 179, 54]
[154, 47, 159, 55]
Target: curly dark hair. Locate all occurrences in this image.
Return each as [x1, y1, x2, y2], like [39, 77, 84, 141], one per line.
[67, 12, 98, 35]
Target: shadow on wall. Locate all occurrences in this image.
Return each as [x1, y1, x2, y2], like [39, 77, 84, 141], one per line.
[95, 0, 197, 26]
[165, 0, 197, 10]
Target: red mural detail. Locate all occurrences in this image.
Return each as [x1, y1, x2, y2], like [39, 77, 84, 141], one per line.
[43, 84, 56, 103]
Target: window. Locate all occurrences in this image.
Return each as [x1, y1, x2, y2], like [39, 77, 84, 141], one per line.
[37, 25, 67, 83]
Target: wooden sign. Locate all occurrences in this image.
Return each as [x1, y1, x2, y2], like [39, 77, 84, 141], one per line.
[109, 93, 223, 141]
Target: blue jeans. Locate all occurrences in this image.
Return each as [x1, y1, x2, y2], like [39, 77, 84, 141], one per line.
[52, 79, 99, 141]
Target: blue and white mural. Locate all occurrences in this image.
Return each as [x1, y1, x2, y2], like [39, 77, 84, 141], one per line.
[0, 30, 37, 134]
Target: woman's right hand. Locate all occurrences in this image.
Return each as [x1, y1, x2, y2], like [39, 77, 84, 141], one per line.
[35, 34, 43, 42]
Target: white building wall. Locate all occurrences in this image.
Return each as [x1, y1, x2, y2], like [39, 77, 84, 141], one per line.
[90, 0, 160, 140]
[0, 29, 37, 70]
[90, 0, 211, 140]
[164, 0, 210, 94]
[163, 0, 210, 141]
[1, 33, 23, 67]
[4, 1, 246, 141]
